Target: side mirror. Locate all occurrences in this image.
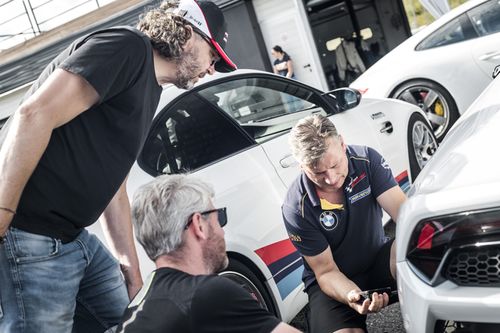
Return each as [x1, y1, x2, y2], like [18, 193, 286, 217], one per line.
[324, 88, 361, 112]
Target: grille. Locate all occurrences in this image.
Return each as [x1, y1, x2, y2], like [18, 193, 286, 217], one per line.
[445, 247, 500, 287]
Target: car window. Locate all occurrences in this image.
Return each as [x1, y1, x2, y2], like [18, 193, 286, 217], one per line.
[416, 14, 477, 50]
[467, 0, 500, 37]
[197, 77, 327, 142]
[138, 93, 254, 176]
[0, 117, 7, 130]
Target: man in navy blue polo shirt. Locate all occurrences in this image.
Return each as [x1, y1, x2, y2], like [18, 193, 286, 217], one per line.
[282, 114, 406, 333]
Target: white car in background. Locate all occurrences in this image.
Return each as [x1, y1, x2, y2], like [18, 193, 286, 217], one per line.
[0, 70, 438, 323]
[396, 75, 500, 333]
[351, 0, 500, 141]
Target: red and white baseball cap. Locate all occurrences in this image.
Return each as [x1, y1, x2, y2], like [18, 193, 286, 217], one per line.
[173, 0, 237, 72]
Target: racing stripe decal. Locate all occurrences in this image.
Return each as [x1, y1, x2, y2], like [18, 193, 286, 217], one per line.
[255, 239, 304, 300]
[396, 170, 410, 193]
[268, 251, 301, 278]
[275, 260, 304, 299]
[255, 239, 297, 266]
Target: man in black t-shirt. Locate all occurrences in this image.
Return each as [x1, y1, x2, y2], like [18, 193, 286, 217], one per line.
[117, 174, 300, 333]
[282, 115, 407, 333]
[0, 1, 237, 332]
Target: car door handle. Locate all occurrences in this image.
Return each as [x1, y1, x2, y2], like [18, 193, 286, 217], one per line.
[479, 51, 500, 61]
[280, 155, 298, 168]
[380, 121, 393, 134]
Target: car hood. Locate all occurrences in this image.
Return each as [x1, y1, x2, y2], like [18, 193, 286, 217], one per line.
[409, 103, 500, 197]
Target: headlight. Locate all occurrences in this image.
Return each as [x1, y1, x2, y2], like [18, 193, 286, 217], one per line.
[407, 208, 500, 286]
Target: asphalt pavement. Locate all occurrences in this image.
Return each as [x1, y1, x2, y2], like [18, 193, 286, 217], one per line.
[289, 302, 405, 332]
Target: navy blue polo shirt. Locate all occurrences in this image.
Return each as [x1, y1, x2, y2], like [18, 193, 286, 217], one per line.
[282, 145, 397, 289]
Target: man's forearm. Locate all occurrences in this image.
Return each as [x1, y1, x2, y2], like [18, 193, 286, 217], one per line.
[317, 270, 361, 305]
[0, 110, 53, 235]
[100, 180, 143, 298]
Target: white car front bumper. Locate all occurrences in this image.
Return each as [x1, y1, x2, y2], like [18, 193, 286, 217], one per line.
[397, 261, 500, 333]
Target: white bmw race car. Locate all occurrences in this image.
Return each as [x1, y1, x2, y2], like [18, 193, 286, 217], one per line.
[120, 69, 436, 322]
[0, 69, 437, 323]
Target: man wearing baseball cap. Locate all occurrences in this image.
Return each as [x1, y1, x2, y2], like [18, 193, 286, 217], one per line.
[0, 1, 235, 332]
[170, 0, 237, 73]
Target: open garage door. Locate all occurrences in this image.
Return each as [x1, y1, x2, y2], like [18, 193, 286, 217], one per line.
[252, 0, 328, 90]
[304, 0, 411, 89]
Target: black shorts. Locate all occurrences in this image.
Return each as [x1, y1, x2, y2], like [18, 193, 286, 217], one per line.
[305, 239, 397, 333]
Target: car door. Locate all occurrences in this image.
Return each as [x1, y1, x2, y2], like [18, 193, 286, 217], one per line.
[135, 79, 310, 311]
[467, 0, 500, 79]
[137, 79, 311, 262]
[195, 73, 341, 188]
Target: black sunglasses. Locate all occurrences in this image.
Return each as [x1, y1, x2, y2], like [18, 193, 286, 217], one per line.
[185, 207, 228, 229]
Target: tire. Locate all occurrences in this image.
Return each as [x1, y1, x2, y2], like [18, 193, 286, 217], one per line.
[219, 258, 278, 316]
[392, 80, 459, 141]
[407, 112, 438, 181]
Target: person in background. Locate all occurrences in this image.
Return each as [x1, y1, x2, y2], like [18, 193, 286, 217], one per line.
[118, 174, 301, 333]
[272, 45, 302, 112]
[272, 45, 295, 79]
[282, 114, 406, 333]
[0, 0, 236, 332]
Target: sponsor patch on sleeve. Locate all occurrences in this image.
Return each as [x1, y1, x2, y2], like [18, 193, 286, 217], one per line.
[381, 157, 390, 170]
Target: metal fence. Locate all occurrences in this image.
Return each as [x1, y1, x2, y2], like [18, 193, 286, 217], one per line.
[0, 0, 158, 94]
[0, 0, 116, 51]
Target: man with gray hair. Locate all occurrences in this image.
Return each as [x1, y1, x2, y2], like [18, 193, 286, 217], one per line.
[118, 174, 301, 333]
[282, 114, 406, 333]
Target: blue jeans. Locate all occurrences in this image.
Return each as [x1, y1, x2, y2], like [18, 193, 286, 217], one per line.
[0, 227, 129, 333]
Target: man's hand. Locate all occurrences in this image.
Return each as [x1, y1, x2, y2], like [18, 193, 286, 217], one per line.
[347, 289, 389, 315]
[0, 209, 15, 238]
[120, 263, 143, 299]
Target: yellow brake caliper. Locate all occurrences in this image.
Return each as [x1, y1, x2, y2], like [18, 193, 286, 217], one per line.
[434, 100, 444, 116]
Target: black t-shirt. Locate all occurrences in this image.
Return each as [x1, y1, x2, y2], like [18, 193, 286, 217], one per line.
[8, 27, 162, 242]
[117, 267, 281, 333]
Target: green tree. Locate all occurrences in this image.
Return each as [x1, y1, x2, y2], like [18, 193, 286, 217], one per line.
[403, 0, 469, 32]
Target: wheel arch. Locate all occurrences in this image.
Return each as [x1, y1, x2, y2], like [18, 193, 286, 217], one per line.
[225, 251, 282, 319]
[389, 78, 452, 102]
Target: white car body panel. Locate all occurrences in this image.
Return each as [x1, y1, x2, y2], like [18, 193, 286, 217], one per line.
[351, 0, 500, 115]
[396, 76, 500, 332]
[398, 264, 500, 333]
